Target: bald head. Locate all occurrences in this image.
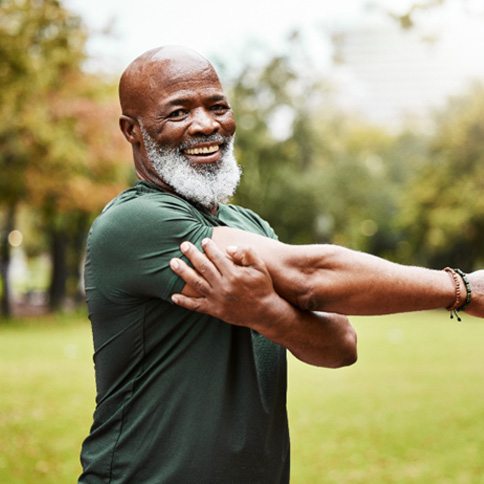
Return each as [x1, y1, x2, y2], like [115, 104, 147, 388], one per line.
[117, 46, 237, 202]
[119, 46, 217, 118]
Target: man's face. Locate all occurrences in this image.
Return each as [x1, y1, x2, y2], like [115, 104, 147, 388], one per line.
[138, 56, 239, 207]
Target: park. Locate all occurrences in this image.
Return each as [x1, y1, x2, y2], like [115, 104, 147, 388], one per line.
[1, 0, 484, 482]
[1, 312, 484, 482]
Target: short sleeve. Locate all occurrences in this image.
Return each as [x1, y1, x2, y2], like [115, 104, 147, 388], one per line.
[88, 195, 213, 301]
[219, 205, 279, 241]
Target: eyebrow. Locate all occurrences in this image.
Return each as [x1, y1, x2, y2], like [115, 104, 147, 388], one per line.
[163, 93, 228, 107]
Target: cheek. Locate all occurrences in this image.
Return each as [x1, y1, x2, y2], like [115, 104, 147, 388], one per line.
[156, 125, 186, 147]
[221, 113, 236, 136]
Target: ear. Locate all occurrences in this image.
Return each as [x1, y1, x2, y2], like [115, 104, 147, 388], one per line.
[119, 115, 141, 144]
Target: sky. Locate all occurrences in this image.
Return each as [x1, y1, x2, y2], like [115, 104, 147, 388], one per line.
[64, 0, 484, 74]
[63, 0, 484, 124]
[64, 0, 393, 73]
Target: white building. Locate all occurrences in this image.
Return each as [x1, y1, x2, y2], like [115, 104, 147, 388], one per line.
[329, 10, 484, 126]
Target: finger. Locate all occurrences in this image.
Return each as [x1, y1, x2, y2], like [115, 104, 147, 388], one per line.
[171, 293, 209, 314]
[226, 245, 267, 271]
[200, 238, 235, 275]
[170, 258, 211, 296]
[179, 241, 222, 282]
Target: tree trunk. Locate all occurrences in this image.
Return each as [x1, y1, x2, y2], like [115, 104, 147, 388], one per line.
[48, 227, 68, 311]
[0, 204, 16, 319]
[67, 212, 90, 306]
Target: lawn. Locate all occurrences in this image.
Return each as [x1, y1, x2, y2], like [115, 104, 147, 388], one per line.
[1, 311, 483, 483]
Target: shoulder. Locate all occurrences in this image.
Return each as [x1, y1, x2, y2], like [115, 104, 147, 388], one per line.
[95, 186, 198, 230]
[85, 184, 214, 299]
[87, 184, 207, 251]
[221, 204, 278, 240]
[108, 186, 196, 220]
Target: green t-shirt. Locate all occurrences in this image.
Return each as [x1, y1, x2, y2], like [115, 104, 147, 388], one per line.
[79, 182, 289, 484]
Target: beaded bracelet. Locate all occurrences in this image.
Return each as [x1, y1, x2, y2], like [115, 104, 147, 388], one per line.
[454, 268, 472, 310]
[443, 267, 472, 321]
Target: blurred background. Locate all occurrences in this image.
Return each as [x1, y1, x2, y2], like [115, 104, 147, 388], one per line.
[2, 0, 484, 316]
[1, 0, 484, 482]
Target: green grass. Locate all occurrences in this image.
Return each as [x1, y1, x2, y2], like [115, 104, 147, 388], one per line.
[0, 314, 95, 483]
[1, 311, 484, 483]
[289, 312, 484, 483]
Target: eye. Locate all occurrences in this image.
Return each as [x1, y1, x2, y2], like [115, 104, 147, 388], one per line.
[210, 103, 230, 114]
[167, 109, 188, 120]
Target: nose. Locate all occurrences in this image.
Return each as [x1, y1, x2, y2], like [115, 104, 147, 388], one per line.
[188, 108, 219, 136]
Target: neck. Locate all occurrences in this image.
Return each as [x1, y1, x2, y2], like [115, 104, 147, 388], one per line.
[134, 153, 173, 192]
[135, 167, 171, 192]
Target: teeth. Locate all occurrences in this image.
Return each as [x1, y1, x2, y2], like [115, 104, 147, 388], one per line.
[185, 145, 219, 155]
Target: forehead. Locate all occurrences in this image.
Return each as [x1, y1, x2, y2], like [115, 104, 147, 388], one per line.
[147, 58, 225, 104]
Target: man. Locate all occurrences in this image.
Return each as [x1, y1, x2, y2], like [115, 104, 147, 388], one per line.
[79, 45, 483, 483]
[79, 45, 356, 484]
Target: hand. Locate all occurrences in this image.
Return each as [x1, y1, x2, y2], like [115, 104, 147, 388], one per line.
[465, 270, 484, 318]
[171, 239, 358, 367]
[170, 239, 283, 328]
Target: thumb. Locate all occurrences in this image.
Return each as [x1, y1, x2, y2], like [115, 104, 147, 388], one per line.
[226, 245, 264, 269]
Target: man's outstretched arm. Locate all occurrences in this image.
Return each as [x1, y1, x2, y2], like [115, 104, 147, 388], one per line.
[177, 227, 484, 318]
[170, 239, 357, 368]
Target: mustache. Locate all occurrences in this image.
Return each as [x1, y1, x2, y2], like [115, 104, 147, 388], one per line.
[178, 134, 232, 151]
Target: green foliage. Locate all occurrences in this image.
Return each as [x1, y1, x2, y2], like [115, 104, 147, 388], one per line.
[310, 118, 406, 253]
[229, 52, 324, 244]
[1, 312, 484, 482]
[0, 0, 86, 205]
[227, 40, 483, 268]
[1, 11, 482, 312]
[228, 44, 416, 253]
[0, 0, 129, 213]
[0, 0, 131, 312]
[398, 84, 484, 269]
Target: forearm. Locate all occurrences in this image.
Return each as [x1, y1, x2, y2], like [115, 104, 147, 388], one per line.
[212, 227, 456, 315]
[249, 293, 357, 367]
[270, 244, 455, 315]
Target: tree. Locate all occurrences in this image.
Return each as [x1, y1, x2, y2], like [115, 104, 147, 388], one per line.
[0, 0, 130, 316]
[0, 0, 86, 316]
[27, 78, 130, 310]
[227, 40, 414, 253]
[228, 41, 338, 244]
[398, 84, 484, 269]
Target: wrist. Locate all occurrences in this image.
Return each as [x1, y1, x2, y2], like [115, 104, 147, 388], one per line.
[250, 293, 296, 341]
[443, 267, 472, 320]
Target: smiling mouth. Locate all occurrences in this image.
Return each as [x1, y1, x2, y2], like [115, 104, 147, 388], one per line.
[184, 144, 220, 156]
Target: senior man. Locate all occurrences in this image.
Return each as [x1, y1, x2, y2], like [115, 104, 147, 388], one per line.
[79, 45, 483, 483]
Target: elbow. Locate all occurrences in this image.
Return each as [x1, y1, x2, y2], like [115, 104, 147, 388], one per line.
[339, 327, 358, 367]
[289, 312, 358, 369]
[327, 322, 358, 369]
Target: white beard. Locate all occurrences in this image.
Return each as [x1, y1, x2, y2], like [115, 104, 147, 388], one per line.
[141, 128, 241, 209]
